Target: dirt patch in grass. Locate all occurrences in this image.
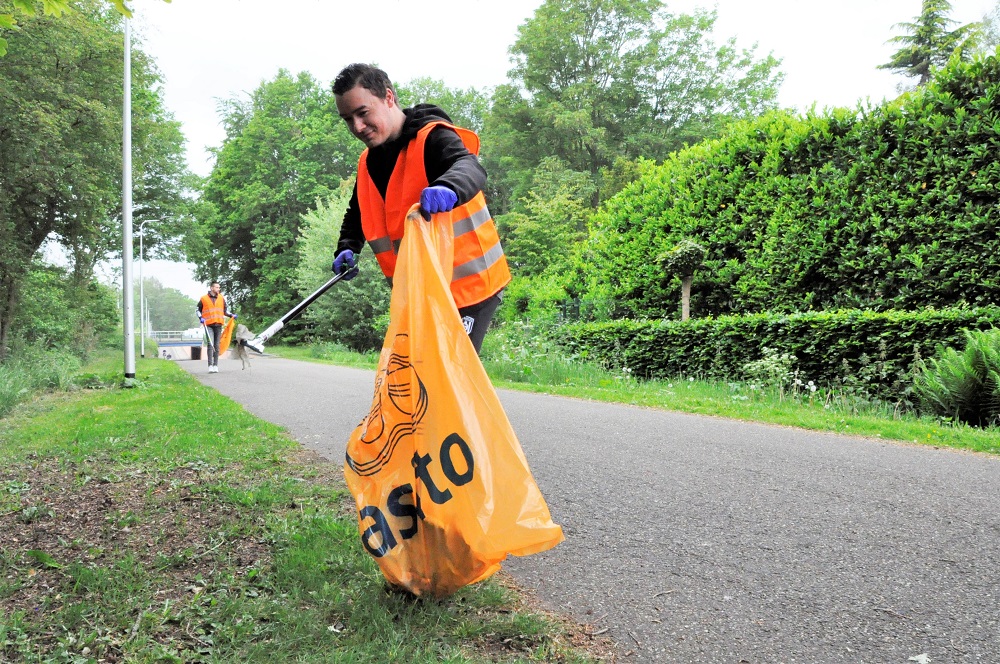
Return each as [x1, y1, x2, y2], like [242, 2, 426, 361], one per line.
[0, 449, 327, 659]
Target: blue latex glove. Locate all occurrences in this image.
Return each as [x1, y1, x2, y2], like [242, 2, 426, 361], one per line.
[332, 249, 358, 280]
[420, 186, 458, 217]
[231, 314, 238, 320]
[199, 317, 206, 324]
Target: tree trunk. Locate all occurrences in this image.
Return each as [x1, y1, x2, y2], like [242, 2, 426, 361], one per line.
[0, 271, 19, 362]
[681, 275, 693, 321]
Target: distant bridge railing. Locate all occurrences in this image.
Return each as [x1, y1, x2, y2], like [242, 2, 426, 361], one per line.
[151, 330, 202, 342]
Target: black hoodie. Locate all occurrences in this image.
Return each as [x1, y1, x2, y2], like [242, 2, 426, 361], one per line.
[336, 104, 488, 255]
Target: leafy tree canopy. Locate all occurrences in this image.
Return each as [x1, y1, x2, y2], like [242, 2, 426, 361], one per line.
[495, 157, 594, 278]
[293, 185, 391, 352]
[135, 276, 196, 332]
[397, 77, 491, 135]
[484, 0, 783, 210]
[194, 70, 359, 325]
[0, 2, 187, 359]
[0, 0, 168, 56]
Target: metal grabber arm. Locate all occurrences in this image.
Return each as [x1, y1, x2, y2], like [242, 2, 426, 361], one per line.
[245, 266, 357, 355]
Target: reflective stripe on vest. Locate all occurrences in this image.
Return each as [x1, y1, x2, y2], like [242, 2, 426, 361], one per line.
[368, 236, 396, 257]
[200, 294, 226, 326]
[356, 120, 511, 308]
[454, 238, 505, 281]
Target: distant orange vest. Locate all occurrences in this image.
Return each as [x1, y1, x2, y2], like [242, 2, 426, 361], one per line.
[199, 294, 226, 326]
[356, 121, 511, 308]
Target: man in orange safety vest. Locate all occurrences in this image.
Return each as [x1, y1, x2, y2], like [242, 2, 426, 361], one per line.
[196, 281, 237, 373]
[330, 63, 510, 354]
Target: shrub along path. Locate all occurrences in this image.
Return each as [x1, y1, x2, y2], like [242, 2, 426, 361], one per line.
[187, 354, 1000, 662]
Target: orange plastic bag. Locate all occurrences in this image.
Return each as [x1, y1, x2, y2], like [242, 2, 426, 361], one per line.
[344, 205, 563, 597]
[218, 317, 235, 356]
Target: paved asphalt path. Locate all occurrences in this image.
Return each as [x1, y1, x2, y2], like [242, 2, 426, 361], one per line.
[182, 355, 1000, 663]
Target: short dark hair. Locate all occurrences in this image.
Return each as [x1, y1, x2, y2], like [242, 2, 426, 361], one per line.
[332, 63, 393, 98]
[210, 281, 220, 288]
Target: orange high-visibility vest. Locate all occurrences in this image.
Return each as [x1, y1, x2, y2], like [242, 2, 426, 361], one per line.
[199, 294, 226, 326]
[356, 121, 511, 308]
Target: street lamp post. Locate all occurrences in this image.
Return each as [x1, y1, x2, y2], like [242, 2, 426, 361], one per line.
[122, 16, 134, 381]
[138, 218, 162, 358]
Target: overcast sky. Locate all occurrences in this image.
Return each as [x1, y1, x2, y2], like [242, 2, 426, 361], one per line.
[125, 0, 996, 303]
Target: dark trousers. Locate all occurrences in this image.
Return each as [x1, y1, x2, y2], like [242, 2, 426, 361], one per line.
[458, 290, 503, 355]
[206, 323, 223, 366]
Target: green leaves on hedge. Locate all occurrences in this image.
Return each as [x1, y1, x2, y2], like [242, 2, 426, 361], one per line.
[585, 53, 1000, 320]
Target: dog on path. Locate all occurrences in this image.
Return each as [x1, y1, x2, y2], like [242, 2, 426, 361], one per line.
[232, 324, 256, 370]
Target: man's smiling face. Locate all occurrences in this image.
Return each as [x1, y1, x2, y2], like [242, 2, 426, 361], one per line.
[336, 84, 402, 148]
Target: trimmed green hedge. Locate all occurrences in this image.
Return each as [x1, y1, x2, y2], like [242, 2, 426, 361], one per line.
[581, 52, 1000, 320]
[558, 307, 1000, 402]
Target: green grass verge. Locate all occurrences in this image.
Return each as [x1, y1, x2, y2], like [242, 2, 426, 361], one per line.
[271, 343, 380, 371]
[269, 344, 1000, 456]
[0, 352, 605, 663]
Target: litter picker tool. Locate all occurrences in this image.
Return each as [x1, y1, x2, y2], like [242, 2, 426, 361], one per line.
[201, 323, 214, 357]
[245, 267, 357, 355]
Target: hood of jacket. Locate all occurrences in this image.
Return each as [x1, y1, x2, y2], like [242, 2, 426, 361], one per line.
[398, 104, 453, 143]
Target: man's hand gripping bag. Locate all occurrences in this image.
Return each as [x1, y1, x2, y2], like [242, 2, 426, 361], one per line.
[344, 205, 564, 598]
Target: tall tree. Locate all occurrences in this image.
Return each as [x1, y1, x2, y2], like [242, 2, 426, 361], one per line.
[293, 186, 391, 352]
[977, 2, 1000, 55]
[0, 0, 168, 56]
[195, 70, 359, 324]
[0, 3, 186, 360]
[397, 77, 491, 135]
[880, 0, 981, 86]
[484, 0, 783, 210]
[134, 277, 196, 332]
[495, 157, 594, 277]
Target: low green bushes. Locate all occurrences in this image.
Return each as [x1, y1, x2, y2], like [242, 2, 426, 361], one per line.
[1, 263, 122, 418]
[11, 263, 119, 357]
[558, 307, 1000, 406]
